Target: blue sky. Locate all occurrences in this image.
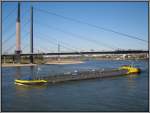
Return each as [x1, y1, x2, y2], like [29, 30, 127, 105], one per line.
[2, 2, 148, 54]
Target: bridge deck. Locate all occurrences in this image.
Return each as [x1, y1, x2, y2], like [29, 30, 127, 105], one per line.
[2, 50, 148, 57]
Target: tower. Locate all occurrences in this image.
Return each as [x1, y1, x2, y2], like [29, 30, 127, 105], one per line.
[15, 2, 22, 63]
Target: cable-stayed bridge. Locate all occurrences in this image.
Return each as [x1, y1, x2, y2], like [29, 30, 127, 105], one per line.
[2, 50, 148, 57]
[2, 2, 149, 63]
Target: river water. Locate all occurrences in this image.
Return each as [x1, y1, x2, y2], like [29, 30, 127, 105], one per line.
[2, 60, 149, 112]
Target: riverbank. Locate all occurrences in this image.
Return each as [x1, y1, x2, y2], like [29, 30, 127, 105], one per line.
[1, 63, 37, 67]
[1, 60, 84, 67]
[2, 58, 148, 67]
[45, 60, 84, 64]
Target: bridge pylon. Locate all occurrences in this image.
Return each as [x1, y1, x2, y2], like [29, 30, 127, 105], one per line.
[15, 2, 22, 63]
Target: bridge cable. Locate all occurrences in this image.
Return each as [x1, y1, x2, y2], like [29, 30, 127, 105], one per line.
[35, 31, 83, 52]
[3, 23, 15, 35]
[3, 31, 30, 54]
[36, 33, 81, 52]
[35, 37, 58, 52]
[36, 35, 80, 53]
[4, 44, 16, 54]
[2, 5, 17, 23]
[36, 22, 118, 50]
[35, 32, 86, 55]
[35, 8, 147, 43]
[2, 19, 30, 45]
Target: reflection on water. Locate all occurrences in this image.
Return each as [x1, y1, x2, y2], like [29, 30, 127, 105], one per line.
[127, 74, 139, 90]
[30, 66, 34, 78]
[15, 83, 48, 91]
[2, 60, 149, 112]
[127, 74, 139, 80]
[15, 66, 39, 80]
[15, 67, 21, 79]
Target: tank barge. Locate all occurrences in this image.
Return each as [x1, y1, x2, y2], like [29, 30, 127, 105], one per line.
[15, 65, 140, 85]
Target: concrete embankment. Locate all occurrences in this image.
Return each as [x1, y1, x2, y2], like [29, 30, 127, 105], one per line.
[42, 69, 128, 84]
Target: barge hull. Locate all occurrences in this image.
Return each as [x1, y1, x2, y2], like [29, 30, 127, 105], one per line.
[42, 69, 129, 84]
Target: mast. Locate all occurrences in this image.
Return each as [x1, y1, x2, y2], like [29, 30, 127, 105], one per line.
[30, 6, 34, 63]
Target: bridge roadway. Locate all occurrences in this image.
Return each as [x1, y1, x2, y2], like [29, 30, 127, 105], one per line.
[2, 50, 149, 57]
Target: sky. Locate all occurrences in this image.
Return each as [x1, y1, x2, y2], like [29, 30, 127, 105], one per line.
[2, 1, 148, 54]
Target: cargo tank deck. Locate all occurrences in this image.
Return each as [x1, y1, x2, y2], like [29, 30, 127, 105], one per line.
[42, 69, 129, 84]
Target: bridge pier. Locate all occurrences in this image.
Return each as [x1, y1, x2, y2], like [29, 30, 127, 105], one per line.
[15, 51, 21, 64]
[12, 55, 15, 64]
[3, 56, 6, 64]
